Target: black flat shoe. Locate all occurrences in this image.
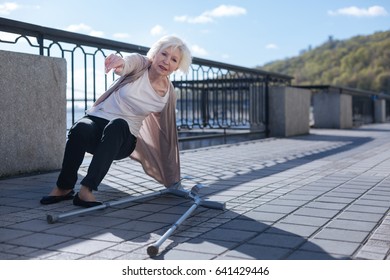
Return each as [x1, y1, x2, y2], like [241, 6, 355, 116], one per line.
[40, 190, 75, 205]
[73, 193, 103, 208]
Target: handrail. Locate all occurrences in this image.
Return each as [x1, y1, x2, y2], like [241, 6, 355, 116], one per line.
[0, 17, 292, 80]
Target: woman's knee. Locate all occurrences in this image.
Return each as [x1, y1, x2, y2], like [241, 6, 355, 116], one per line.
[105, 118, 129, 136]
[68, 118, 98, 141]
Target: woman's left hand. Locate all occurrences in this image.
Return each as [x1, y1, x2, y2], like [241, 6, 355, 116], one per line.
[105, 54, 125, 74]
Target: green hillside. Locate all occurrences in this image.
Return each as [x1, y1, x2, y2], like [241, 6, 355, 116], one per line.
[259, 30, 390, 94]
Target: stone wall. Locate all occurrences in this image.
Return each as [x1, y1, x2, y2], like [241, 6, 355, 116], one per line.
[0, 50, 67, 177]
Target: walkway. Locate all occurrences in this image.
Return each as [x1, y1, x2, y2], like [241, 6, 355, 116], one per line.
[0, 124, 389, 260]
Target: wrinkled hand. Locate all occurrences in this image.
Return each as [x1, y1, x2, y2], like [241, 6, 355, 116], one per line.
[105, 54, 124, 74]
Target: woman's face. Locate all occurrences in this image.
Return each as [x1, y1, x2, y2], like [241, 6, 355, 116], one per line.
[151, 46, 181, 76]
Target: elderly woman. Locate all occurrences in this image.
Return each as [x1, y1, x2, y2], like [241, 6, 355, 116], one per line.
[40, 35, 192, 208]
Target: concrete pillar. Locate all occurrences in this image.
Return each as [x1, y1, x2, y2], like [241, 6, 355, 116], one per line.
[374, 99, 386, 123]
[269, 86, 311, 137]
[312, 89, 353, 129]
[0, 50, 67, 177]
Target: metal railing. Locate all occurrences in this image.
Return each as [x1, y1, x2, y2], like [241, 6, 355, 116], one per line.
[0, 17, 292, 139]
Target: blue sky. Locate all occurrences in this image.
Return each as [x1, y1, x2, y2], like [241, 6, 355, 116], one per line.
[1, 0, 389, 67]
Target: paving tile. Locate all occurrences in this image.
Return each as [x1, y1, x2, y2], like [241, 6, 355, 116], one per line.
[103, 209, 151, 220]
[172, 238, 236, 255]
[23, 249, 61, 260]
[315, 196, 355, 204]
[345, 204, 388, 214]
[242, 211, 286, 222]
[8, 219, 61, 232]
[326, 219, 377, 232]
[153, 249, 215, 260]
[304, 201, 347, 211]
[286, 250, 346, 260]
[375, 224, 390, 235]
[200, 228, 257, 243]
[44, 223, 101, 237]
[114, 220, 167, 232]
[219, 218, 270, 232]
[46, 252, 84, 260]
[359, 244, 389, 254]
[224, 244, 292, 260]
[81, 249, 125, 260]
[141, 213, 183, 223]
[248, 232, 306, 249]
[73, 216, 129, 228]
[266, 223, 319, 238]
[314, 228, 369, 243]
[355, 250, 387, 260]
[299, 239, 360, 255]
[252, 204, 299, 214]
[86, 229, 145, 242]
[336, 211, 384, 222]
[293, 207, 340, 218]
[280, 214, 328, 227]
[49, 239, 115, 255]
[0, 252, 20, 259]
[0, 228, 32, 242]
[370, 232, 390, 241]
[356, 199, 390, 207]
[7, 232, 73, 249]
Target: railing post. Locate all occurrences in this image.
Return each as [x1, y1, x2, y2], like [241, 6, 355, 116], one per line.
[37, 33, 44, 56]
[264, 75, 270, 137]
[201, 88, 209, 128]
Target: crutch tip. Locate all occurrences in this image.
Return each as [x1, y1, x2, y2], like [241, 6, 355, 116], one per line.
[147, 245, 159, 257]
[46, 214, 57, 224]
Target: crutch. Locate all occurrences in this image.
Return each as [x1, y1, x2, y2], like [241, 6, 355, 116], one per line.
[46, 176, 193, 223]
[146, 184, 226, 257]
[46, 188, 170, 224]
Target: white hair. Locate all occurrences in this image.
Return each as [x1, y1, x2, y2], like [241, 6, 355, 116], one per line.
[147, 35, 192, 74]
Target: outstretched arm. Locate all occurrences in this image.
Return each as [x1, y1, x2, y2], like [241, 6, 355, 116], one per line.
[104, 54, 125, 74]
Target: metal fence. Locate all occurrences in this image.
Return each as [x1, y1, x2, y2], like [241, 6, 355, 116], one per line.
[0, 17, 292, 139]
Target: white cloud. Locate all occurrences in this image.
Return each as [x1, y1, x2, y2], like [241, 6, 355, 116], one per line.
[0, 2, 40, 15]
[65, 23, 104, 37]
[328, 5, 388, 17]
[66, 23, 92, 33]
[0, 2, 19, 15]
[266, 43, 279, 50]
[191, 45, 208, 56]
[174, 5, 246, 24]
[207, 5, 247, 18]
[89, 31, 104, 38]
[113, 33, 130, 39]
[150, 25, 166, 36]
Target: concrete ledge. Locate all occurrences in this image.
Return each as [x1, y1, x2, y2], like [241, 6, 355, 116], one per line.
[269, 86, 311, 137]
[0, 50, 66, 177]
[312, 89, 353, 129]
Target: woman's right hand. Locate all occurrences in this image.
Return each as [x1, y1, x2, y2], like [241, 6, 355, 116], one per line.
[105, 54, 125, 74]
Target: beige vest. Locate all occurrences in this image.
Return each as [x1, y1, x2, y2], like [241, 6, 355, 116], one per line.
[93, 55, 180, 187]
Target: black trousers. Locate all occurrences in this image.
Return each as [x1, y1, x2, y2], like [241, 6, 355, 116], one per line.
[57, 115, 137, 191]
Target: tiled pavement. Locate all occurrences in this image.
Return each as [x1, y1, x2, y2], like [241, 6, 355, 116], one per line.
[0, 124, 390, 260]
